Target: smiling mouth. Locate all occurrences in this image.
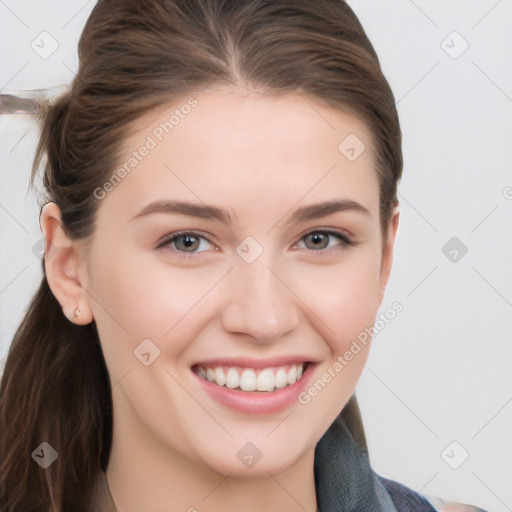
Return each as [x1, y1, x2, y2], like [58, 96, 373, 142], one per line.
[192, 362, 308, 392]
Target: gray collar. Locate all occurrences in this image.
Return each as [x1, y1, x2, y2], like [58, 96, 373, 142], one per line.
[314, 412, 398, 512]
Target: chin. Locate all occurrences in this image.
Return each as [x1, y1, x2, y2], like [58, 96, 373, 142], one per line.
[195, 434, 313, 479]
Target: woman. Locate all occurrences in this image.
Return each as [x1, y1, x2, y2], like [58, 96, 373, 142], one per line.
[0, 1, 483, 511]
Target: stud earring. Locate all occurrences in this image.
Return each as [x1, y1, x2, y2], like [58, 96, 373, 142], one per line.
[67, 306, 80, 321]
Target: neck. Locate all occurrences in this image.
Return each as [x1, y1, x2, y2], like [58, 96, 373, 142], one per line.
[106, 391, 318, 512]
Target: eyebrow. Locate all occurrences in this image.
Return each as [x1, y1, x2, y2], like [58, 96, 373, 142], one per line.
[131, 200, 235, 225]
[130, 198, 371, 225]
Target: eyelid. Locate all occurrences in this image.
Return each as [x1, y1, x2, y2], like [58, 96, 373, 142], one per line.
[292, 228, 354, 253]
[155, 230, 218, 256]
[299, 226, 353, 243]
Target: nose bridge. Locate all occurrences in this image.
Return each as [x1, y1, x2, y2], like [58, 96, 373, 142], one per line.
[221, 254, 299, 342]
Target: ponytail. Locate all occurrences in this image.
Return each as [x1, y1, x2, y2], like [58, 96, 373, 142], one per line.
[340, 393, 369, 454]
[0, 264, 112, 511]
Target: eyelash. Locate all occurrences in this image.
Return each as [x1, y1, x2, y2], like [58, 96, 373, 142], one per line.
[155, 229, 355, 259]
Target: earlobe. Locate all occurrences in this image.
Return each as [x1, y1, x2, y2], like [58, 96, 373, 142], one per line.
[39, 202, 93, 325]
[378, 206, 400, 304]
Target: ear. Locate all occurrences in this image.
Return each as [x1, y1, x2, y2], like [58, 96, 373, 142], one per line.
[378, 205, 400, 305]
[39, 202, 94, 325]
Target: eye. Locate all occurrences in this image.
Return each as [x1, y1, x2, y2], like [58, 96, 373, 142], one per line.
[295, 229, 353, 253]
[155, 228, 354, 258]
[156, 231, 216, 256]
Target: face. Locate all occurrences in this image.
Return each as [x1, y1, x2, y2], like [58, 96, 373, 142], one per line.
[71, 87, 398, 477]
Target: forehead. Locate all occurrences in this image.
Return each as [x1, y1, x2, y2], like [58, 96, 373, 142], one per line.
[128, 87, 373, 160]
[102, 88, 379, 222]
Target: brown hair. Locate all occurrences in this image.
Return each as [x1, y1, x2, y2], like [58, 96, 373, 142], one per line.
[0, 1, 402, 510]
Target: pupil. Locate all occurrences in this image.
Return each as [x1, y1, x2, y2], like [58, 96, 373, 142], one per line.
[178, 235, 198, 251]
[308, 232, 327, 249]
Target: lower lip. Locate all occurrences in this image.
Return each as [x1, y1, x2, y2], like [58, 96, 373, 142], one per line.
[192, 364, 315, 415]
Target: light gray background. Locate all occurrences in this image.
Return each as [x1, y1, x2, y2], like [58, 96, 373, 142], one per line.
[0, 1, 511, 511]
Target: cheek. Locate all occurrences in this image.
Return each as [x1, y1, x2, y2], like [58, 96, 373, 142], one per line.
[291, 250, 382, 349]
[86, 247, 226, 361]
[292, 254, 381, 425]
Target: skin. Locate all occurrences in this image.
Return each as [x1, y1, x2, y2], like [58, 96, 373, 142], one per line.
[41, 86, 399, 512]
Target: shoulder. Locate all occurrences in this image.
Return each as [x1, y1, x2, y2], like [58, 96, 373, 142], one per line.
[375, 473, 489, 512]
[375, 473, 438, 511]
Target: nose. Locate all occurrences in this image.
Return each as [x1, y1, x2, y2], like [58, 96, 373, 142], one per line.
[220, 259, 300, 344]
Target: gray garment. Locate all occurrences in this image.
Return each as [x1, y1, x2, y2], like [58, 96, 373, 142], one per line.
[313, 412, 399, 511]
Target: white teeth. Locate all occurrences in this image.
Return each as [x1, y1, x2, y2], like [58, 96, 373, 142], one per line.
[196, 363, 307, 392]
[225, 368, 239, 389]
[214, 367, 226, 387]
[274, 368, 287, 389]
[240, 369, 257, 391]
[256, 368, 275, 391]
[286, 366, 297, 385]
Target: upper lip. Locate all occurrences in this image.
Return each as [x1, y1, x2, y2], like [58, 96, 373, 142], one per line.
[192, 356, 315, 369]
